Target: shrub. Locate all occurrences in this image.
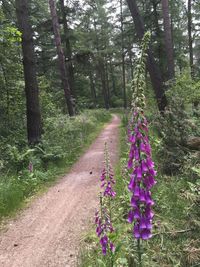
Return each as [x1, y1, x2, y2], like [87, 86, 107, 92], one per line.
[155, 91, 192, 175]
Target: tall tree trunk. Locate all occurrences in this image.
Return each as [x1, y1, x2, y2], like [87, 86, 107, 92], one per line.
[102, 64, 109, 110]
[93, 17, 109, 109]
[15, 0, 42, 145]
[59, 0, 76, 97]
[126, 0, 167, 112]
[152, 0, 165, 80]
[49, 0, 75, 116]
[98, 59, 109, 110]
[105, 60, 110, 106]
[161, 0, 175, 80]
[1, 65, 9, 119]
[109, 58, 117, 95]
[188, 0, 194, 77]
[120, 0, 127, 109]
[128, 37, 134, 80]
[89, 68, 97, 107]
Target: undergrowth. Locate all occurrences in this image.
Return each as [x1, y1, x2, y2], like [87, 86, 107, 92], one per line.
[78, 111, 200, 267]
[0, 109, 111, 219]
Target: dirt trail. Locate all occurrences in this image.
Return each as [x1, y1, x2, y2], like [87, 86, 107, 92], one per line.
[0, 115, 120, 267]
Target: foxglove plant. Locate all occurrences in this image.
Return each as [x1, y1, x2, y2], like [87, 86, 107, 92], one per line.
[95, 143, 116, 256]
[127, 32, 157, 241]
[95, 207, 115, 255]
[100, 145, 116, 198]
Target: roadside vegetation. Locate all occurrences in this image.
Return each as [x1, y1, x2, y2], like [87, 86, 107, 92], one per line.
[0, 0, 200, 265]
[78, 92, 200, 267]
[0, 110, 111, 218]
[78, 37, 200, 267]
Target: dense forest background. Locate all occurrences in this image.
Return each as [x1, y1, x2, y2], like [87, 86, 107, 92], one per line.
[0, 0, 200, 218]
[1, 0, 200, 133]
[0, 0, 200, 266]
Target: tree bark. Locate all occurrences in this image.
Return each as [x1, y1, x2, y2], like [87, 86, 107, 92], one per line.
[105, 60, 110, 107]
[101, 61, 109, 110]
[93, 17, 109, 109]
[49, 0, 75, 116]
[1, 65, 9, 119]
[187, 0, 194, 77]
[15, 0, 42, 145]
[109, 58, 117, 95]
[152, 0, 165, 80]
[128, 37, 134, 80]
[97, 58, 109, 110]
[161, 0, 175, 80]
[59, 0, 76, 98]
[126, 0, 167, 112]
[120, 0, 127, 109]
[88, 68, 97, 107]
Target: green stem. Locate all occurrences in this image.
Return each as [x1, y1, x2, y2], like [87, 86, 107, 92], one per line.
[110, 253, 114, 267]
[137, 239, 142, 267]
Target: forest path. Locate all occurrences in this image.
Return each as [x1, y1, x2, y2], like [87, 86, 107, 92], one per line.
[0, 115, 120, 267]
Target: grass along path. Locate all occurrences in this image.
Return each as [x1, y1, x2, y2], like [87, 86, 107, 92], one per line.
[0, 110, 111, 219]
[0, 115, 120, 267]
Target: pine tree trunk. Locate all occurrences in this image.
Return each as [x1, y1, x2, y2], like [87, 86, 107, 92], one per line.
[93, 17, 109, 109]
[49, 0, 75, 116]
[161, 0, 175, 80]
[120, 0, 127, 109]
[128, 38, 134, 80]
[98, 59, 109, 110]
[59, 0, 76, 98]
[126, 0, 167, 112]
[89, 69, 97, 107]
[15, 0, 42, 145]
[188, 0, 194, 77]
[152, 0, 165, 80]
[101, 63, 109, 110]
[105, 60, 110, 107]
[109, 59, 117, 95]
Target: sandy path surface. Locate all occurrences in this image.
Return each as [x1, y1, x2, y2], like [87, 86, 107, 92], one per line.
[0, 115, 120, 267]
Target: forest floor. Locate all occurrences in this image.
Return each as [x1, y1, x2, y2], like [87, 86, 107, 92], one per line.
[0, 115, 120, 267]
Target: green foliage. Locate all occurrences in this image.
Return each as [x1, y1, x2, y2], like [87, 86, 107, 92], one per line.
[0, 0, 200, 265]
[111, 96, 124, 108]
[40, 110, 111, 166]
[78, 114, 137, 267]
[0, 110, 111, 218]
[78, 108, 200, 267]
[167, 72, 200, 105]
[156, 96, 190, 174]
[5, 146, 35, 171]
[0, 9, 21, 44]
[77, 40, 200, 265]
[0, 25, 21, 44]
[0, 9, 24, 133]
[154, 72, 199, 175]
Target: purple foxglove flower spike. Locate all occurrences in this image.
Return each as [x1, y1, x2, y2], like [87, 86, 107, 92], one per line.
[127, 31, 156, 241]
[128, 209, 134, 223]
[127, 112, 157, 240]
[133, 223, 141, 239]
[110, 242, 115, 253]
[95, 143, 116, 255]
[128, 177, 136, 192]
